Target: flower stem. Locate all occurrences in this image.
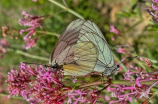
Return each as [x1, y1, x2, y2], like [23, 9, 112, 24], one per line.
[78, 79, 152, 89]
[36, 30, 60, 36]
[48, 0, 84, 20]
[78, 80, 107, 88]
[16, 50, 48, 61]
[113, 80, 158, 85]
[125, 20, 143, 33]
[0, 93, 24, 100]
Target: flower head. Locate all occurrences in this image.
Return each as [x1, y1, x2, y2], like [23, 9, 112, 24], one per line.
[152, 0, 158, 3]
[6, 63, 111, 103]
[147, 1, 158, 22]
[2, 26, 8, 37]
[110, 24, 121, 41]
[19, 11, 43, 39]
[2, 26, 19, 39]
[23, 38, 38, 49]
[110, 25, 120, 35]
[6, 63, 72, 103]
[0, 39, 9, 60]
[19, 11, 50, 49]
[140, 57, 152, 66]
[108, 57, 158, 104]
[116, 48, 128, 54]
[6, 69, 31, 98]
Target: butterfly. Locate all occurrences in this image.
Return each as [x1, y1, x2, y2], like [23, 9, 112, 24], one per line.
[49, 19, 119, 76]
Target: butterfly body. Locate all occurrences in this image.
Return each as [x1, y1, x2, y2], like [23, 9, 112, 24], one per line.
[49, 19, 119, 76]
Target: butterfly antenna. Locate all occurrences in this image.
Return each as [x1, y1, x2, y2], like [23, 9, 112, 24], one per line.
[118, 55, 139, 66]
[22, 62, 42, 65]
[22, 62, 49, 68]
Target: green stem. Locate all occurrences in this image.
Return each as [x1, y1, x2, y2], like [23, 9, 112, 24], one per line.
[0, 93, 24, 100]
[77, 80, 158, 89]
[137, 3, 143, 20]
[112, 52, 128, 71]
[16, 50, 48, 61]
[113, 80, 158, 86]
[36, 30, 60, 36]
[125, 20, 143, 33]
[113, 80, 135, 85]
[48, 0, 84, 20]
[113, 80, 158, 94]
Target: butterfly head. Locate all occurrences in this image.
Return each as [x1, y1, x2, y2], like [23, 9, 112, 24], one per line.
[44, 63, 63, 71]
[102, 64, 120, 77]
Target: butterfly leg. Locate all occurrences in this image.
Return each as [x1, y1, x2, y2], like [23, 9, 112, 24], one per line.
[95, 78, 111, 95]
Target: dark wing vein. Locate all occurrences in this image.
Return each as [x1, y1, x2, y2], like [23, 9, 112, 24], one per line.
[49, 19, 114, 74]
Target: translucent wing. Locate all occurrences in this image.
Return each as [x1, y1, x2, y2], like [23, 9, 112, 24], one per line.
[78, 32, 113, 72]
[52, 41, 98, 76]
[49, 19, 85, 64]
[78, 20, 114, 67]
[49, 19, 115, 74]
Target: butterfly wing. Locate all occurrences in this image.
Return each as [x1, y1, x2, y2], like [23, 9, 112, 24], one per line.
[50, 19, 115, 75]
[77, 20, 114, 72]
[52, 41, 99, 76]
[49, 19, 85, 64]
[78, 32, 113, 72]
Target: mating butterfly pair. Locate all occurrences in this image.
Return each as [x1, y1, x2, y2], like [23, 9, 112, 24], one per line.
[49, 19, 119, 76]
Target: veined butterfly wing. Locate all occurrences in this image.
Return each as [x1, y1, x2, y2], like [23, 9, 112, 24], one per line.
[50, 19, 117, 76]
[51, 41, 99, 76]
[75, 20, 117, 75]
[49, 19, 85, 63]
[62, 41, 98, 76]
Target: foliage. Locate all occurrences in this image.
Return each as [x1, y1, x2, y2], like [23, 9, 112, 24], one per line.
[0, 0, 158, 104]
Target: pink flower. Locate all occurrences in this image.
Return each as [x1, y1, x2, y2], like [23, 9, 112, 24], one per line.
[19, 11, 42, 39]
[110, 25, 121, 41]
[6, 63, 70, 103]
[152, 4, 158, 10]
[6, 57, 158, 103]
[110, 25, 120, 35]
[67, 88, 103, 104]
[108, 57, 158, 104]
[2, 26, 8, 37]
[147, 1, 158, 22]
[6, 69, 31, 98]
[116, 48, 128, 54]
[19, 11, 48, 49]
[6, 63, 111, 103]
[23, 38, 37, 49]
[2, 26, 20, 39]
[0, 39, 9, 60]
[152, 0, 158, 3]
[140, 57, 152, 66]
[105, 95, 110, 100]
[0, 39, 9, 47]
[136, 77, 141, 87]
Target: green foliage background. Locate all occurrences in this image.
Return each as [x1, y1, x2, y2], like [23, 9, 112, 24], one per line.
[0, 0, 158, 103]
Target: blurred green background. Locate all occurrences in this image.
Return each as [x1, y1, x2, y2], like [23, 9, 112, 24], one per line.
[0, 0, 158, 104]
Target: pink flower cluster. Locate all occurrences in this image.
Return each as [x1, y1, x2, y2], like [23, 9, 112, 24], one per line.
[19, 11, 43, 49]
[6, 57, 158, 104]
[6, 63, 67, 104]
[108, 57, 158, 104]
[0, 39, 9, 59]
[6, 63, 108, 104]
[2, 26, 19, 39]
[147, 0, 158, 22]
